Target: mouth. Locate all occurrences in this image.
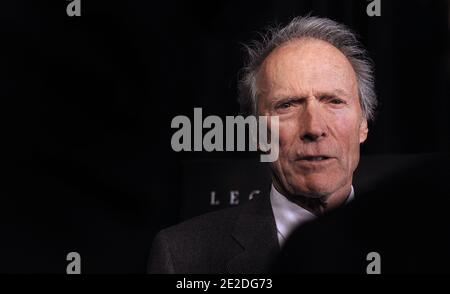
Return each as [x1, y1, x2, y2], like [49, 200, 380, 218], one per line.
[295, 155, 336, 168]
[298, 155, 332, 161]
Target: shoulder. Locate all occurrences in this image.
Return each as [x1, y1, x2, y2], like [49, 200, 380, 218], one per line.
[163, 193, 270, 236]
[159, 204, 243, 242]
[155, 194, 270, 250]
[149, 204, 246, 273]
[149, 194, 273, 273]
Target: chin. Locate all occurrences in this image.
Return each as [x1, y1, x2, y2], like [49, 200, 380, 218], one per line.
[290, 175, 340, 198]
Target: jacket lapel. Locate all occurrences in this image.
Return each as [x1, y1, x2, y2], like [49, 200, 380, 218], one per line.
[226, 193, 280, 273]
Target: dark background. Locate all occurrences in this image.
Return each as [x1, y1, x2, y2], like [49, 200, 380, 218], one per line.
[1, 0, 449, 273]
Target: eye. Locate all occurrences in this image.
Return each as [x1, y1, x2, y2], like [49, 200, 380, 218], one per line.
[330, 98, 345, 104]
[323, 95, 347, 105]
[278, 101, 293, 109]
[275, 98, 303, 110]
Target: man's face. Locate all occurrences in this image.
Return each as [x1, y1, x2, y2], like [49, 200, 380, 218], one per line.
[257, 38, 368, 202]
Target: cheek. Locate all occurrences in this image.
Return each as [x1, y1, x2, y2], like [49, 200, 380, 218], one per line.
[333, 106, 361, 135]
[278, 119, 299, 145]
[276, 121, 299, 159]
[273, 122, 298, 173]
[332, 115, 362, 165]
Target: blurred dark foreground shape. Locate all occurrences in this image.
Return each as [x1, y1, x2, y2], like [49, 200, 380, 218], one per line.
[271, 153, 450, 274]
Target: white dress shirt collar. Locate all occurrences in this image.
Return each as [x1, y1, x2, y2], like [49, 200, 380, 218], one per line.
[270, 184, 355, 246]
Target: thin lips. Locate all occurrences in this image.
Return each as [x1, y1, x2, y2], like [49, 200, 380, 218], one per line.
[297, 155, 333, 160]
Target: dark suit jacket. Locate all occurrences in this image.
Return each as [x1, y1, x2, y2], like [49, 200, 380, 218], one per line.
[148, 193, 280, 274]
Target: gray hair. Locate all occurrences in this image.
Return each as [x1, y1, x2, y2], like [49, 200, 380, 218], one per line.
[238, 15, 377, 122]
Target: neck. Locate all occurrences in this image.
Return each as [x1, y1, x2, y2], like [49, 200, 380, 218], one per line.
[273, 181, 352, 216]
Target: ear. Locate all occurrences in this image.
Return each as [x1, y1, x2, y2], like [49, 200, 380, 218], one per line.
[359, 118, 368, 144]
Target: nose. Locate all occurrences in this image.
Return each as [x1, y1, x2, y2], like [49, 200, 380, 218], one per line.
[299, 100, 327, 142]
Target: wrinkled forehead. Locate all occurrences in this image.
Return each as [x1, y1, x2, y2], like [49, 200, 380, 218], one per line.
[257, 38, 358, 99]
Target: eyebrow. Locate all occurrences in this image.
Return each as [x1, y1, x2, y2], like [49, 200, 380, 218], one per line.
[327, 88, 350, 97]
[273, 88, 351, 101]
[315, 89, 351, 98]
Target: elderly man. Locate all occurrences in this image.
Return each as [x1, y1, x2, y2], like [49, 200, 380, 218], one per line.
[148, 15, 377, 274]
